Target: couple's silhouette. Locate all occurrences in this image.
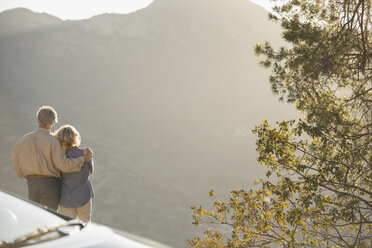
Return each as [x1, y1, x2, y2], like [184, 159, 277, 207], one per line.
[12, 106, 94, 222]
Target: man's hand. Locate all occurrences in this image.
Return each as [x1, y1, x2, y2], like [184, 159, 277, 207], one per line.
[84, 147, 93, 162]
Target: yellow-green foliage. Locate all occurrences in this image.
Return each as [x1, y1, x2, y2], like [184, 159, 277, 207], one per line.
[189, 0, 371, 247]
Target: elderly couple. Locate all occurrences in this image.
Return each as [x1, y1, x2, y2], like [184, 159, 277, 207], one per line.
[12, 106, 95, 222]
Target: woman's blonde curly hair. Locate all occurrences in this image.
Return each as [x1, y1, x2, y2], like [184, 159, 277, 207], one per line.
[54, 125, 81, 150]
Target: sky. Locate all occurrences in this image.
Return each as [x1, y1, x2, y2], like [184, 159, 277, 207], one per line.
[0, 0, 273, 20]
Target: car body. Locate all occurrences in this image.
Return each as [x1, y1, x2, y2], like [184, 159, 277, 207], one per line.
[0, 190, 171, 248]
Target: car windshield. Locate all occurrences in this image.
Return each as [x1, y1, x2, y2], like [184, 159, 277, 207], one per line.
[0, 191, 67, 244]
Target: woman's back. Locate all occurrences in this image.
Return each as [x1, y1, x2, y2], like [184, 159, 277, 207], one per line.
[60, 146, 94, 208]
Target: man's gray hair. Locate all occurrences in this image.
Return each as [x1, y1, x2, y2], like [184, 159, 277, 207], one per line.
[37, 106, 58, 126]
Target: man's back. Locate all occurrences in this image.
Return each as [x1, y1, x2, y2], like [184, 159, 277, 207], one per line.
[13, 128, 84, 179]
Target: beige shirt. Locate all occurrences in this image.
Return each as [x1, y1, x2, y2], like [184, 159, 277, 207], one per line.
[12, 127, 84, 179]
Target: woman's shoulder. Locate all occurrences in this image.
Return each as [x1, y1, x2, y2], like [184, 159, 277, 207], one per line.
[65, 146, 84, 157]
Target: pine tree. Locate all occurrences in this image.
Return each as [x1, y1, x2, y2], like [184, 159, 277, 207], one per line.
[189, 0, 371, 247]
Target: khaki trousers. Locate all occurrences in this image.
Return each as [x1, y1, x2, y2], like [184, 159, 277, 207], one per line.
[59, 200, 92, 222]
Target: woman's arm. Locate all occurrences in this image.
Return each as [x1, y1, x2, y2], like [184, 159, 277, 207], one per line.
[88, 159, 94, 176]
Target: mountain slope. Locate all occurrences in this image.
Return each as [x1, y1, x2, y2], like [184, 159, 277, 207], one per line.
[0, 8, 62, 34]
[0, 1, 297, 247]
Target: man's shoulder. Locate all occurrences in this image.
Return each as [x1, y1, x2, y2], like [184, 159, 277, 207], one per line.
[16, 130, 38, 143]
[23, 129, 38, 137]
[30, 130, 61, 149]
[36, 130, 58, 142]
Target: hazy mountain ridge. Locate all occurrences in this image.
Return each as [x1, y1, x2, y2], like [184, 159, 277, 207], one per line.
[0, 1, 297, 247]
[0, 8, 62, 35]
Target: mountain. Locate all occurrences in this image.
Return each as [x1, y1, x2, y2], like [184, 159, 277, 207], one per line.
[0, 1, 298, 247]
[0, 8, 62, 34]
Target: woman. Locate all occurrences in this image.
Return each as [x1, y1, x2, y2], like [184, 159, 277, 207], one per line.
[54, 125, 94, 222]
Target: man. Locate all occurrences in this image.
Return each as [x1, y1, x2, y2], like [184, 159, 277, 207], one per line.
[12, 106, 93, 210]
